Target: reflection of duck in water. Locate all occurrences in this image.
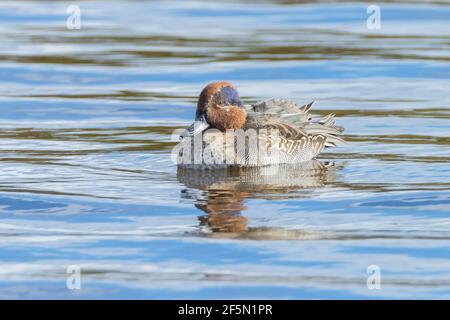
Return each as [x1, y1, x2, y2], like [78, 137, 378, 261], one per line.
[177, 160, 339, 240]
[178, 81, 344, 168]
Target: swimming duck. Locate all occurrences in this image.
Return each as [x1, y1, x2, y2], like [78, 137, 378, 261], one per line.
[177, 81, 344, 168]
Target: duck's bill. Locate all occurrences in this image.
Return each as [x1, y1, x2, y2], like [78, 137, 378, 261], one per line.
[180, 115, 210, 139]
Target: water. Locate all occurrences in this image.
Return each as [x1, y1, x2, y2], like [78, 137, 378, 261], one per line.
[0, 0, 449, 299]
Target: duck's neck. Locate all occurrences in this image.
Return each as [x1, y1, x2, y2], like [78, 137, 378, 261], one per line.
[207, 105, 247, 132]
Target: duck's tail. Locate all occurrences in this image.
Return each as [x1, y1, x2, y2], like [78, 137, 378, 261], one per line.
[305, 112, 345, 147]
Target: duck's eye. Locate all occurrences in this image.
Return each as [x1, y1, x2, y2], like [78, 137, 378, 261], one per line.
[213, 86, 243, 107]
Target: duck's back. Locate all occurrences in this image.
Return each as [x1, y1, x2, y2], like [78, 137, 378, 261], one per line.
[242, 98, 345, 164]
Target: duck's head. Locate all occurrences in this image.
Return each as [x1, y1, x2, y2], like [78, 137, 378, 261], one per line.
[181, 81, 247, 138]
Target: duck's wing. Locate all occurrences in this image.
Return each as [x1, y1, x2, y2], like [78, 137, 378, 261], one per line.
[245, 100, 345, 148]
[302, 113, 345, 147]
[244, 112, 307, 139]
[244, 112, 329, 158]
[246, 98, 314, 123]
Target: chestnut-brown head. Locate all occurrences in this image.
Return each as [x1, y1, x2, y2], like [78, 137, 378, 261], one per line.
[181, 81, 247, 137]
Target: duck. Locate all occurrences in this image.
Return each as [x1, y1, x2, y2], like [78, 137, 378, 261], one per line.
[177, 81, 345, 168]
